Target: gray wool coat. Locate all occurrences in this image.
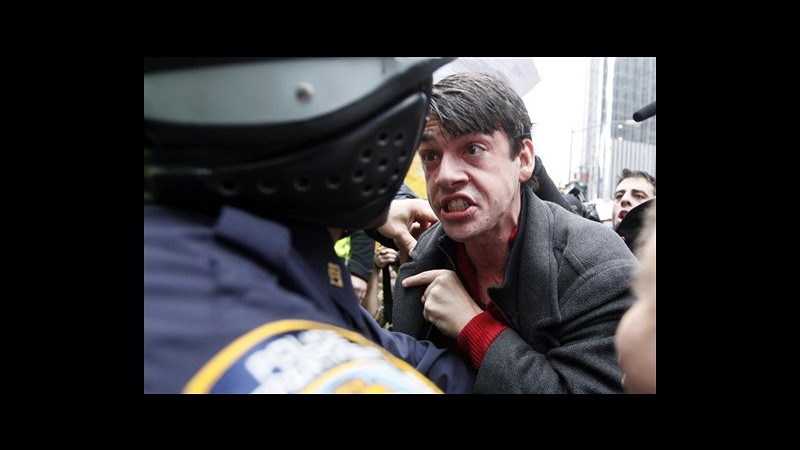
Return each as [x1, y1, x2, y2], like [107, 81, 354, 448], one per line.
[393, 185, 638, 393]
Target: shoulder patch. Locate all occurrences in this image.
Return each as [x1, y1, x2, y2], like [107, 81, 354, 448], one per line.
[184, 320, 442, 394]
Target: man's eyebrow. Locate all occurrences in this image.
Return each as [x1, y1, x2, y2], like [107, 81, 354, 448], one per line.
[420, 133, 435, 143]
[615, 188, 648, 197]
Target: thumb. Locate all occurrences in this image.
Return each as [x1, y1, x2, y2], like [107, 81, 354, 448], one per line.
[394, 229, 417, 256]
[415, 203, 438, 224]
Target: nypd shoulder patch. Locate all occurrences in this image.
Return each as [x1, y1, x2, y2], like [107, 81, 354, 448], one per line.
[184, 320, 442, 394]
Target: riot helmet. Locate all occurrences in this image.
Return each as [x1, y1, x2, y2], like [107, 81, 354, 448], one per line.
[144, 57, 454, 229]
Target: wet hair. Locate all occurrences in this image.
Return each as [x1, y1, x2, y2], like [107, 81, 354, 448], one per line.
[428, 72, 532, 159]
[617, 168, 656, 196]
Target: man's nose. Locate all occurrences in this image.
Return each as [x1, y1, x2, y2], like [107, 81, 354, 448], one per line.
[621, 193, 633, 206]
[436, 154, 469, 187]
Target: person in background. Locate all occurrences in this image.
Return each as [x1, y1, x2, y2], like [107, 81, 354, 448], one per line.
[351, 181, 424, 315]
[528, 155, 576, 213]
[616, 205, 656, 394]
[346, 230, 376, 305]
[561, 180, 601, 222]
[612, 168, 656, 230]
[393, 72, 638, 393]
[612, 169, 655, 251]
[360, 244, 400, 325]
[144, 57, 474, 394]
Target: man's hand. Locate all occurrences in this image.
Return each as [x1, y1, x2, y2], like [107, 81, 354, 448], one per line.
[402, 269, 483, 338]
[374, 246, 398, 269]
[377, 199, 438, 260]
[351, 275, 368, 303]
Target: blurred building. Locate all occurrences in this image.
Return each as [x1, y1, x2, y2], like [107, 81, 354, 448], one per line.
[578, 57, 656, 200]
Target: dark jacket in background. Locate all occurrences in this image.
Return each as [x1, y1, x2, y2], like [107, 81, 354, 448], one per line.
[346, 230, 375, 282]
[530, 155, 573, 212]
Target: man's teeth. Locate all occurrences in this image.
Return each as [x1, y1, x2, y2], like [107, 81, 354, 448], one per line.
[446, 199, 469, 212]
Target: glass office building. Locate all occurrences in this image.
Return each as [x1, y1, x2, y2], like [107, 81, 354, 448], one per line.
[579, 57, 656, 200]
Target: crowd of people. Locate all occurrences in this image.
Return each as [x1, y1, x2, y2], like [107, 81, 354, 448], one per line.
[144, 57, 656, 394]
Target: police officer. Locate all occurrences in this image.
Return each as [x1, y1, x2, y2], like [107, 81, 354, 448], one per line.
[144, 57, 475, 393]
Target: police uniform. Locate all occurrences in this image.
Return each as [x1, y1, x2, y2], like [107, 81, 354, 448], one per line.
[144, 57, 468, 393]
[144, 204, 475, 393]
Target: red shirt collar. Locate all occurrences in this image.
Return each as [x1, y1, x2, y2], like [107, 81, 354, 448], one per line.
[454, 225, 518, 305]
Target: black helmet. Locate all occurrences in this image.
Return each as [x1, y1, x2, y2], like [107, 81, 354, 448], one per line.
[144, 57, 455, 229]
[616, 197, 656, 251]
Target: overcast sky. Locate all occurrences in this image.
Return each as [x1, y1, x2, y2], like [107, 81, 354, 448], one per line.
[524, 57, 590, 188]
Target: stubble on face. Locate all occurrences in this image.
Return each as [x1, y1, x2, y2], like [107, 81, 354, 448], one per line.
[613, 177, 655, 229]
[419, 121, 522, 245]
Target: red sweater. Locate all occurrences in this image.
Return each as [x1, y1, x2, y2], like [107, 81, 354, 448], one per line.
[449, 228, 516, 370]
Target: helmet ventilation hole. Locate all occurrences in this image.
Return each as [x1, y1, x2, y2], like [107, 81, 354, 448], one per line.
[376, 131, 389, 147]
[326, 176, 341, 190]
[361, 148, 373, 163]
[294, 177, 311, 192]
[220, 180, 239, 196]
[258, 178, 277, 195]
[378, 157, 389, 171]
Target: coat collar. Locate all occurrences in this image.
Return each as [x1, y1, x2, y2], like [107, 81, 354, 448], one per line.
[413, 186, 561, 328]
[495, 186, 561, 327]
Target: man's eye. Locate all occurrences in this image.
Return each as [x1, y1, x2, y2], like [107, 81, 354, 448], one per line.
[466, 145, 485, 156]
[420, 151, 438, 163]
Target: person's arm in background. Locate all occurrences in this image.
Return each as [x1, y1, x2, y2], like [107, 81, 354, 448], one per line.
[347, 230, 375, 304]
[362, 264, 383, 322]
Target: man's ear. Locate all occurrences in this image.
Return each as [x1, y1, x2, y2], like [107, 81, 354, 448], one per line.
[518, 139, 534, 183]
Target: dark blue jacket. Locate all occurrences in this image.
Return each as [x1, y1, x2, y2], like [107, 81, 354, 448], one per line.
[144, 205, 474, 393]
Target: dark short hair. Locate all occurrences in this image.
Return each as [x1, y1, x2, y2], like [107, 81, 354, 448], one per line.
[617, 168, 656, 196]
[428, 72, 532, 159]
